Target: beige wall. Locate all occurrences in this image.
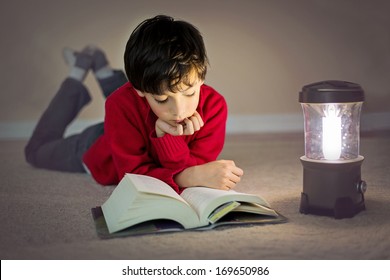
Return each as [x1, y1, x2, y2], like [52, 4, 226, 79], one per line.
[1, 0, 389, 123]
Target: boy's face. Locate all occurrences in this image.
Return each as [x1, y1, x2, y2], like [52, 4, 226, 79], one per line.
[136, 79, 203, 128]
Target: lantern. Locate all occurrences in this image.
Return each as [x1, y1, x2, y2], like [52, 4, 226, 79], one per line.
[299, 80, 367, 218]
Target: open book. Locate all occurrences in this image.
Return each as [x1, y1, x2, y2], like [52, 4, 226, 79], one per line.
[92, 173, 286, 237]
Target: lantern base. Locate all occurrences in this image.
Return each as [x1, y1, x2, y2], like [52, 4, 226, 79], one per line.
[299, 156, 366, 219]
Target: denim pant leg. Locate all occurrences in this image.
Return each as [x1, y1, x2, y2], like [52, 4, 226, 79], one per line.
[98, 70, 128, 98]
[25, 78, 95, 172]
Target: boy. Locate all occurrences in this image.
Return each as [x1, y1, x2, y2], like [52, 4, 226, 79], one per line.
[25, 15, 243, 193]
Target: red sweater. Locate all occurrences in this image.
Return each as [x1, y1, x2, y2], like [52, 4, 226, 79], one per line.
[82, 82, 227, 193]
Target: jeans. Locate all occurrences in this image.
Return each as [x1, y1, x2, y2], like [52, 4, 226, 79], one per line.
[25, 70, 127, 172]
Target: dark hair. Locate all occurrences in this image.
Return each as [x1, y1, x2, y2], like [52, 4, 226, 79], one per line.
[124, 15, 208, 95]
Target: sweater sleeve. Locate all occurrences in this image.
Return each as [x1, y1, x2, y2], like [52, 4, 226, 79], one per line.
[102, 94, 182, 191]
[186, 87, 227, 165]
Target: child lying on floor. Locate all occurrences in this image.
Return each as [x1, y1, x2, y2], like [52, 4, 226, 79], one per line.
[25, 15, 243, 193]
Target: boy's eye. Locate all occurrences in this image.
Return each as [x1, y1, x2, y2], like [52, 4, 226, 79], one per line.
[186, 91, 196, 97]
[154, 98, 168, 104]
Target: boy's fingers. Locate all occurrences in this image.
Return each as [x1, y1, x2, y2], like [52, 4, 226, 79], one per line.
[156, 119, 183, 136]
[192, 111, 204, 127]
[183, 118, 194, 135]
[189, 115, 201, 131]
[232, 166, 244, 177]
[229, 173, 242, 183]
[156, 111, 205, 137]
[175, 124, 184, 135]
[225, 180, 237, 189]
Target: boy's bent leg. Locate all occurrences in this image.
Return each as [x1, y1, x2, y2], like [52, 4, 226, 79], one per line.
[30, 134, 86, 172]
[28, 122, 104, 172]
[88, 46, 127, 98]
[25, 78, 91, 170]
[98, 70, 128, 98]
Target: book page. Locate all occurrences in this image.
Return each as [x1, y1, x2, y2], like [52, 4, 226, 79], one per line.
[128, 174, 188, 205]
[234, 202, 278, 217]
[102, 174, 200, 233]
[181, 187, 236, 213]
[180, 187, 270, 224]
[208, 201, 241, 224]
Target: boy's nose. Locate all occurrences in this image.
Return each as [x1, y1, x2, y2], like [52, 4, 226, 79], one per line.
[171, 100, 185, 118]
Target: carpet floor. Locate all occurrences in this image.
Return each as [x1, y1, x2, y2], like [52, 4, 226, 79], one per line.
[1, 132, 389, 259]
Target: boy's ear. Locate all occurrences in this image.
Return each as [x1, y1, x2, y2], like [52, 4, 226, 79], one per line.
[135, 89, 145, 97]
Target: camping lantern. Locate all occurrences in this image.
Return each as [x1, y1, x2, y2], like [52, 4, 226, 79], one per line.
[299, 80, 367, 218]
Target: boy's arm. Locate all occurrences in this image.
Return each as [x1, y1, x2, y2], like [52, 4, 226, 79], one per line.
[104, 94, 184, 192]
[175, 159, 244, 190]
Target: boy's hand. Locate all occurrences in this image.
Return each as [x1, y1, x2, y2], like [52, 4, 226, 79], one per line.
[175, 160, 244, 191]
[155, 111, 204, 137]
